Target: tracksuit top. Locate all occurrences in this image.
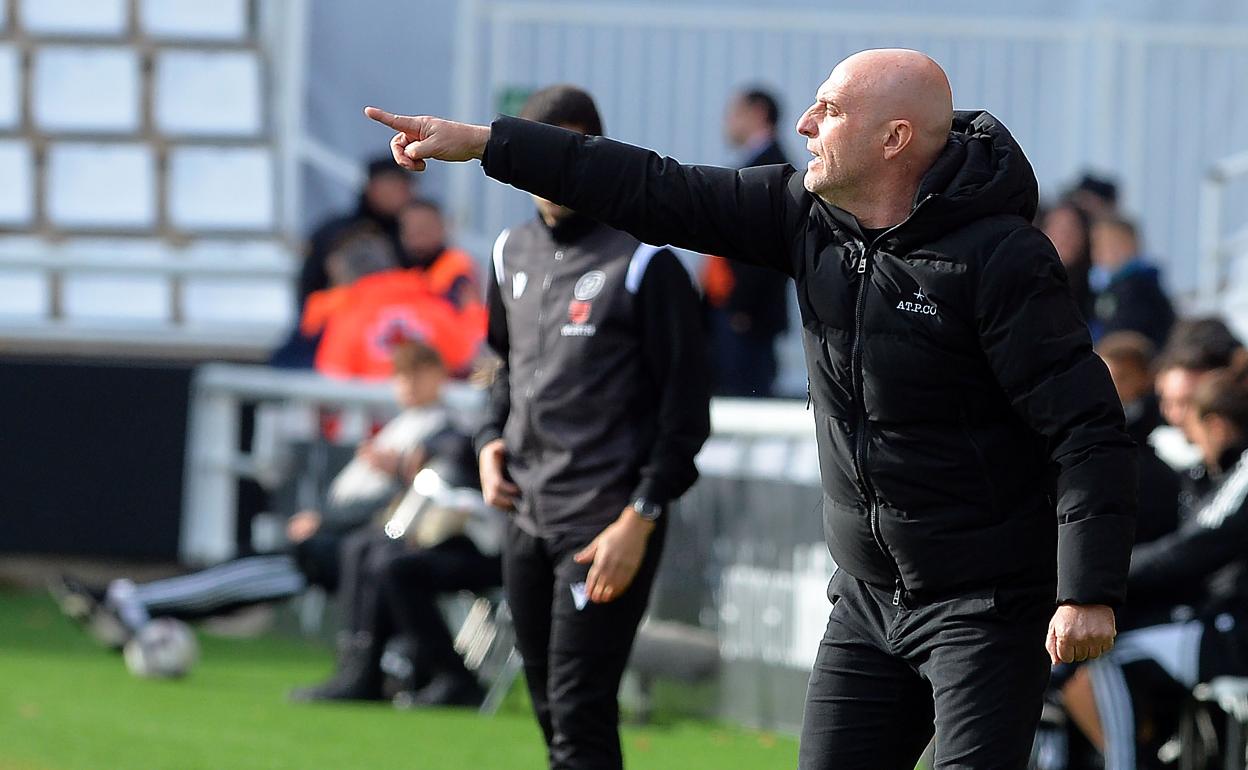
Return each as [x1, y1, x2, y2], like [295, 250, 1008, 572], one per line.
[475, 213, 710, 537]
[1128, 446, 1248, 621]
[482, 111, 1137, 606]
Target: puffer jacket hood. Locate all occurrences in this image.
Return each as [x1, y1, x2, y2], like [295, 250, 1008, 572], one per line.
[908, 111, 1039, 244]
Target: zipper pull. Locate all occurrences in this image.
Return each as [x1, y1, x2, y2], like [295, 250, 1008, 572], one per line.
[892, 582, 902, 607]
[857, 254, 867, 274]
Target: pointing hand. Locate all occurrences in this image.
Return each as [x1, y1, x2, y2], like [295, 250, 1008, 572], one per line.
[363, 107, 491, 173]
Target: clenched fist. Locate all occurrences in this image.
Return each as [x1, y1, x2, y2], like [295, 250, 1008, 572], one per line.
[1047, 603, 1116, 664]
[364, 107, 491, 173]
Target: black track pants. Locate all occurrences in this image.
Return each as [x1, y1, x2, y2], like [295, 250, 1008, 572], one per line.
[380, 536, 503, 677]
[798, 570, 1053, 770]
[503, 519, 665, 770]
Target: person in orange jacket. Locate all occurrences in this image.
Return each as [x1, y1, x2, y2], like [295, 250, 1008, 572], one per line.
[312, 265, 483, 380]
[398, 200, 482, 313]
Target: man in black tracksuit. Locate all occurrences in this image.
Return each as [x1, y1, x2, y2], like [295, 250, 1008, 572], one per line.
[472, 86, 711, 770]
[367, 48, 1135, 770]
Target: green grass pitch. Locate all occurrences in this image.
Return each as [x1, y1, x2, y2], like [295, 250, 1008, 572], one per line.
[0, 591, 797, 770]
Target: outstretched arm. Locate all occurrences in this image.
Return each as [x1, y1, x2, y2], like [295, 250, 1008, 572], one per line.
[364, 108, 802, 275]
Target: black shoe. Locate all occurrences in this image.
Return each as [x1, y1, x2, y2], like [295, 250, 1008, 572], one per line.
[392, 672, 485, 710]
[48, 574, 130, 650]
[289, 632, 384, 703]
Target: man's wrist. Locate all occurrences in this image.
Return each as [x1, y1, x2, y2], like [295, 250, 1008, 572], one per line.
[622, 506, 657, 535]
[468, 124, 491, 160]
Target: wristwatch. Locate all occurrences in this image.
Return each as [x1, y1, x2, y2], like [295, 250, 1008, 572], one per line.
[632, 497, 663, 522]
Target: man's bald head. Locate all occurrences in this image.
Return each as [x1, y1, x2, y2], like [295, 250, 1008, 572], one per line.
[796, 49, 953, 222]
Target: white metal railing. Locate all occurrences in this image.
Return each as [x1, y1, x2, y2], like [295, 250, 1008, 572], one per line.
[180, 362, 818, 564]
[1197, 149, 1248, 310]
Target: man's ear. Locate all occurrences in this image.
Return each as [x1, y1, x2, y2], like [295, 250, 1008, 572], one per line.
[882, 120, 914, 161]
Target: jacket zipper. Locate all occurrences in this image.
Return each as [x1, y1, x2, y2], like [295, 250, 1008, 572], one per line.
[850, 242, 905, 606]
[526, 267, 556, 445]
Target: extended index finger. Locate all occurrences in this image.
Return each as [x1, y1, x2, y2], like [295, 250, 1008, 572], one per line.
[364, 106, 408, 130]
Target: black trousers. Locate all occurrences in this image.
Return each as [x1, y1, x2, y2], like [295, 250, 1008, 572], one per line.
[380, 535, 503, 678]
[336, 528, 403, 635]
[504, 519, 666, 770]
[799, 570, 1053, 770]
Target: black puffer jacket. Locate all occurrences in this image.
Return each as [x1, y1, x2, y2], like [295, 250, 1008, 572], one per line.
[483, 111, 1137, 606]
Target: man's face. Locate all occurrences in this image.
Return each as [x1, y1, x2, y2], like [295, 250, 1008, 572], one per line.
[366, 174, 413, 217]
[1042, 207, 1087, 268]
[795, 70, 877, 201]
[1183, 410, 1234, 468]
[724, 96, 756, 148]
[399, 207, 446, 263]
[1103, 356, 1151, 406]
[393, 366, 444, 409]
[1090, 223, 1136, 272]
[1157, 367, 1203, 435]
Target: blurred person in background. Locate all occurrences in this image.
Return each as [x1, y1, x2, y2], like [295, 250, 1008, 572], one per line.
[1089, 214, 1175, 347]
[397, 199, 482, 314]
[52, 342, 455, 653]
[312, 250, 484, 380]
[1060, 363, 1248, 770]
[1095, 332, 1179, 544]
[472, 85, 711, 770]
[271, 228, 400, 369]
[1065, 173, 1119, 220]
[291, 413, 503, 707]
[1152, 317, 1245, 469]
[1040, 199, 1095, 321]
[299, 157, 414, 306]
[702, 87, 792, 396]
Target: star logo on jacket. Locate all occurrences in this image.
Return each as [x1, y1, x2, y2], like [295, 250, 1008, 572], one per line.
[512, 271, 528, 300]
[569, 581, 590, 611]
[896, 286, 938, 317]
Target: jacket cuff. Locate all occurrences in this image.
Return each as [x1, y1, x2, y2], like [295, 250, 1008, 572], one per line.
[629, 478, 666, 507]
[1056, 514, 1136, 606]
[481, 115, 523, 184]
[473, 426, 503, 459]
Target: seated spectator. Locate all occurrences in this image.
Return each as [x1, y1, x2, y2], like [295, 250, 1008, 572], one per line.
[1059, 364, 1248, 770]
[290, 439, 504, 708]
[299, 157, 413, 306]
[313, 259, 484, 380]
[1040, 199, 1094, 321]
[1095, 332, 1180, 544]
[51, 342, 454, 648]
[398, 199, 483, 320]
[1153, 317, 1245, 469]
[271, 227, 398, 369]
[1089, 215, 1175, 347]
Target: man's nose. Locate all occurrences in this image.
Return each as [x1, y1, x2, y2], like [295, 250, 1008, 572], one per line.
[796, 112, 814, 138]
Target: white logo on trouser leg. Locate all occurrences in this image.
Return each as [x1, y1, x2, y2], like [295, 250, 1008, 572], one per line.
[570, 581, 589, 611]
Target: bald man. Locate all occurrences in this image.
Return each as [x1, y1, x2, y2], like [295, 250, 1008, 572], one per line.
[366, 49, 1137, 770]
